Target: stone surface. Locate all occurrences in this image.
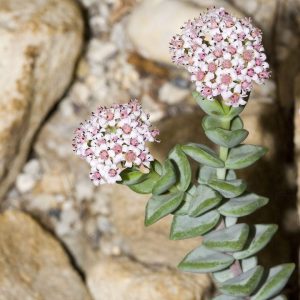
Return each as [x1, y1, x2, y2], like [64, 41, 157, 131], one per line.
[126, 0, 242, 65]
[0, 210, 92, 300]
[159, 82, 189, 104]
[0, 0, 83, 199]
[87, 255, 211, 300]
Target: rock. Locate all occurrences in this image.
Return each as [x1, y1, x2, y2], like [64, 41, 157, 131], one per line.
[87, 39, 118, 64]
[87, 255, 211, 300]
[16, 173, 37, 194]
[0, 0, 83, 199]
[0, 210, 92, 300]
[141, 94, 165, 122]
[126, 0, 242, 65]
[159, 82, 189, 104]
[23, 159, 41, 176]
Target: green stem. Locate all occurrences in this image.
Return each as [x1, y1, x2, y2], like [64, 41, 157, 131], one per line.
[215, 110, 243, 277]
[216, 115, 231, 180]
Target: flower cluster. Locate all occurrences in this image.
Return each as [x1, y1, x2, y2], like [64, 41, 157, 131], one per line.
[169, 7, 270, 106]
[73, 100, 159, 185]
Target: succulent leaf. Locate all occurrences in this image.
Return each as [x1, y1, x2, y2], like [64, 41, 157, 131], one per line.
[169, 145, 192, 192]
[193, 91, 225, 117]
[208, 178, 247, 198]
[213, 267, 236, 283]
[205, 128, 249, 148]
[188, 184, 222, 217]
[218, 193, 269, 217]
[203, 223, 249, 252]
[145, 191, 184, 226]
[120, 168, 145, 185]
[234, 224, 278, 260]
[129, 170, 160, 194]
[178, 245, 235, 273]
[199, 166, 236, 184]
[219, 266, 264, 297]
[241, 256, 258, 272]
[152, 159, 177, 195]
[170, 210, 220, 240]
[225, 217, 238, 227]
[225, 145, 267, 169]
[182, 143, 225, 168]
[250, 264, 295, 300]
[213, 295, 244, 300]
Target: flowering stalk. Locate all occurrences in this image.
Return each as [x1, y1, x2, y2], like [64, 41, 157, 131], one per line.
[73, 7, 295, 299]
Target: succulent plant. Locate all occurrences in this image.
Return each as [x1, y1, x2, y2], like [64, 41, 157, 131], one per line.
[74, 7, 295, 299]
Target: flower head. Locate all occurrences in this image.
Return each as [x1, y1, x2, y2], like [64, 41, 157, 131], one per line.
[73, 100, 159, 185]
[169, 7, 270, 107]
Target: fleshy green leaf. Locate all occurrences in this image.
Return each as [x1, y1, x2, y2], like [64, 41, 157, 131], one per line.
[205, 128, 248, 148]
[231, 117, 244, 130]
[128, 171, 160, 194]
[213, 295, 244, 300]
[145, 191, 184, 226]
[218, 193, 269, 217]
[225, 217, 238, 227]
[120, 168, 145, 185]
[173, 186, 196, 215]
[203, 223, 249, 252]
[202, 116, 244, 131]
[270, 295, 287, 300]
[213, 267, 236, 283]
[178, 245, 235, 273]
[208, 178, 247, 198]
[225, 145, 267, 169]
[169, 145, 192, 192]
[242, 257, 258, 272]
[251, 264, 295, 300]
[170, 210, 220, 240]
[226, 105, 246, 119]
[202, 115, 226, 130]
[193, 92, 225, 117]
[199, 166, 236, 184]
[234, 225, 278, 259]
[188, 184, 222, 217]
[182, 143, 225, 168]
[152, 159, 176, 195]
[152, 159, 163, 175]
[219, 266, 264, 297]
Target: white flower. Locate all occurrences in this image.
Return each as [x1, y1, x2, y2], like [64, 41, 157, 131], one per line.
[169, 7, 270, 107]
[73, 100, 159, 185]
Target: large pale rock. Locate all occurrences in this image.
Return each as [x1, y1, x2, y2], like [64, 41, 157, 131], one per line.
[0, 0, 83, 199]
[0, 210, 92, 300]
[126, 0, 242, 65]
[87, 256, 211, 300]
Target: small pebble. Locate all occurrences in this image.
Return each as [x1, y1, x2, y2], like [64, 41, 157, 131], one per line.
[16, 173, 37, 194]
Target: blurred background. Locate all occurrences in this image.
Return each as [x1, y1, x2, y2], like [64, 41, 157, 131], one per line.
[0, 0, 299, 299]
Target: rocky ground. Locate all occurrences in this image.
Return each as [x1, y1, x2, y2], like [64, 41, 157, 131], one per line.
[0, 0, 299, 299]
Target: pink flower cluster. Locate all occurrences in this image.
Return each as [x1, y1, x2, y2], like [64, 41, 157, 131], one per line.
[73, 100, 159, 185]
[170, 7, 270, 106]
